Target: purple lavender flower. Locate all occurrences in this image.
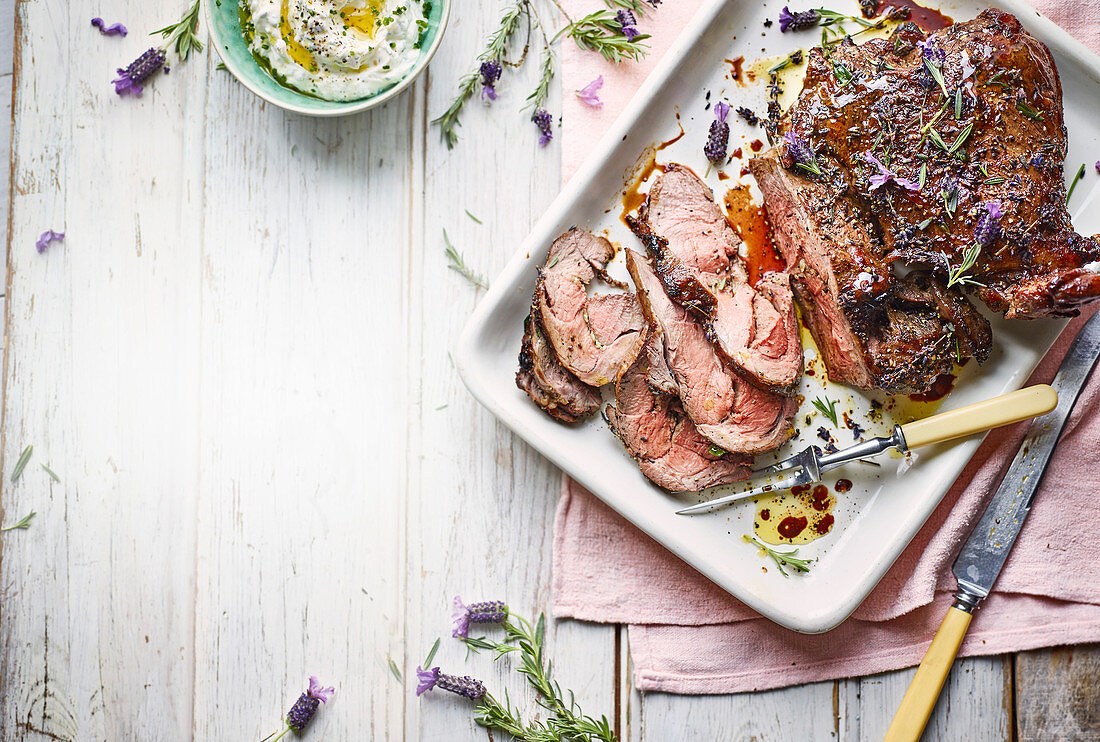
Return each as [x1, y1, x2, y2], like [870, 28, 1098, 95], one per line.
[284, 676, 335, 731]
[452, 596, 508, 638]
[616, 9, 639, 41]
[778, 6, 820, 32]
[91, 17, 128, 36]
[784, 131, 822, 176]
[575, 75, 604, 108]
[415, 666, 486, 700]
[918, 38, 945, 66]
[113, 47, 168, 96]
[532, 108, 553, 146]
[864, 152, 920, 192]
[1095, 160, 1100, 175]
[479, 60, 501, 102]
[704, 101, 730, 163]
[974, 201, 1003, 247]
[36, 229, 64, 254]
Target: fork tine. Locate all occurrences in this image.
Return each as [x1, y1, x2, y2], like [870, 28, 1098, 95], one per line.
[750, 448, 810, 476]
[675, 471, 809, 515]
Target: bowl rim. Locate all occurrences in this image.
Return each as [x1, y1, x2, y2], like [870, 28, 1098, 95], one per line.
[206, 0, 453, 117]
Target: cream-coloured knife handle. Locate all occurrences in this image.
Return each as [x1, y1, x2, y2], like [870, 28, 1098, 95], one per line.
[900, 384, 1057, 450]
[882, 604, 973, 742]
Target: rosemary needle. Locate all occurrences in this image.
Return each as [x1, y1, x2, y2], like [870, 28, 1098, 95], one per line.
[10, 445, 32, 482]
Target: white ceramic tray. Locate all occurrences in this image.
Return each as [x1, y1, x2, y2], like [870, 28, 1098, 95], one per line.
[456, 0, 1100, 632]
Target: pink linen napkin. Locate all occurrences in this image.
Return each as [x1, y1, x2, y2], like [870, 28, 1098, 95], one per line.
[555, 0, 1100, 693]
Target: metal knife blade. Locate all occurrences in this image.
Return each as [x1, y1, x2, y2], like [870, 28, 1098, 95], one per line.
[953, 312, 1100, 605]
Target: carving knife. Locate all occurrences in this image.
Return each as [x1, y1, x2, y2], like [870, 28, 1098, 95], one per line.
[884, 310, 1100, 742]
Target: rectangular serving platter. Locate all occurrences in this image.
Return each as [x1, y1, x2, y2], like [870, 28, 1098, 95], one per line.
[456, 0, 1100, 632]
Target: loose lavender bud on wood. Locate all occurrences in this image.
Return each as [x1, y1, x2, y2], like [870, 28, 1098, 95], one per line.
[704, 101, 730, 163]
[452, 596, 508, 638]
[113, 47, 168, 96]
[416, 666, 486, 700]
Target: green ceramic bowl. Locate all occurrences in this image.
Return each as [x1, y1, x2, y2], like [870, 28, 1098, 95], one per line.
[207, 0, 451, 116]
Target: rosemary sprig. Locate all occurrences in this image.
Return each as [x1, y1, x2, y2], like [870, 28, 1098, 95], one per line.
[443, 229, 489, 289]
[1066, 163, 1086, 205]
[1, 510, 35, 532]
[749, 536, 813, 577]
[562, 11, 650, 63]
[945, 242, 985, 288]
[812, 395, 839, 426]
[524, 42, 555, 112]
[465, 209, 483, 224]
[433, 0, 529, 148]
[10, 445, 32, 482]
[466, 614, 616, 742]
[832, 61, 854, 86]
[153, 0, 204, 61]
[41, 463, 61, 483]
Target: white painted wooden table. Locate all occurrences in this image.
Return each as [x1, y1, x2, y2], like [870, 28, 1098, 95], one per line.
[0, 2, 1095, 740]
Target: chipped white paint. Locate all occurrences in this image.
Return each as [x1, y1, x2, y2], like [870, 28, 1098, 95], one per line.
[0, 1, 1091, 740]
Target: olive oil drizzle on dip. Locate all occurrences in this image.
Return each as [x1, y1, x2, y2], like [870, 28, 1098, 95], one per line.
[239, 0, 428, 101]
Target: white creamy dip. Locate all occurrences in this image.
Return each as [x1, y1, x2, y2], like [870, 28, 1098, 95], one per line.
[243, 0, 427, 101]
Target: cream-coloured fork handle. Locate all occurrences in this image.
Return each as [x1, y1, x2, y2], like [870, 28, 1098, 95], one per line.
[900, 384, 1058, 449]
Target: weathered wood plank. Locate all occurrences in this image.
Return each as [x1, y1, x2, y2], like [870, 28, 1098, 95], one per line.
[191, 74, 417, 738]
[857, 656, 1012, 741]
[0, 2, 207, 738]
[405, 3, 617, 737]
[1016, 645, 1100, 741]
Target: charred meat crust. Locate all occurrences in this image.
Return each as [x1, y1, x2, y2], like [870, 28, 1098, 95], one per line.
[516, 312, 603, 423]
[779, 9, 1100, 320]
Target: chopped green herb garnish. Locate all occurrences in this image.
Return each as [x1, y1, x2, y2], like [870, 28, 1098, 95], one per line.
[1015, 99, 1044, 120]
[812, 395, 839, 426]
[1067, 163, 1087, 204]
[946, 242, 985, 288]
[954, 87, 963, 119]
[747, 535, 813, 577]
[918, 163, 927, 190]
[923, 57, 949, 97]
[708, 444, 727, 457]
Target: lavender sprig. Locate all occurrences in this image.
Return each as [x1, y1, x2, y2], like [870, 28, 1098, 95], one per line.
[433, 0, 529, 148]
[784, 132, 823, 177]
[453, 596, 508, 638]
[704, 102, 730, 163]
[264, 676, 334, 742]
[113, 48, 168, 96]
[778, 6, 820, 32]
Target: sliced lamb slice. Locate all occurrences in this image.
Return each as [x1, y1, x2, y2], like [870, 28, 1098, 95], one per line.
[536, 228, 649, 386]
[633, 164, 803, 391]
[751, 151, 992, 393]
[516, 313, 602, 423]
[625, 249, 797, 455]
[707, 273, 803, 392]
[605, 347, 752, 492]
